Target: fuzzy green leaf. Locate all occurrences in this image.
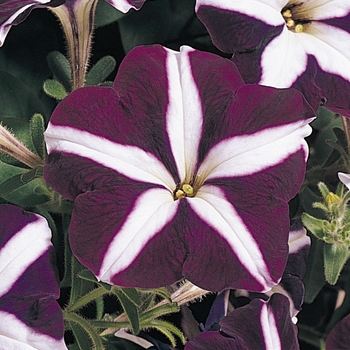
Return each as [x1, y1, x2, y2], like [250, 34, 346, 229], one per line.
[119, 288, 142, 307]
[324, 243, 349, 285]
[113, 289, 140, 335]
[302, 213, 326, 240]
[30, 113, 46, 159]
[43, 79, 68, 100]
[86, 56, 116, 86]
[47, 51, 72, 91]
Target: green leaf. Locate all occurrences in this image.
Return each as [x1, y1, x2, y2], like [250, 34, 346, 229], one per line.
[0, 70, 50, 121]
[118, 0, 171, 52]
[30, 113, 46, 159]
[0, 167, 52, 206]
[324, 243, 349, 285]
[43, 79, 68, 100]
[302, 213, 326, 240]
[65, 312, 104, 350]
[94, 0, 125, 27]
[113, 289, 140, 334]
[119, 288, 142, 307]
[303, 237, 326, 303]
[46, 51, 72, 91]
[85, 56, 116, 86]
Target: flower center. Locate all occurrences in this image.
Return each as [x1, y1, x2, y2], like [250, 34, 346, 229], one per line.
[174, 183, 194, 200]
[281, 3, 310, 33]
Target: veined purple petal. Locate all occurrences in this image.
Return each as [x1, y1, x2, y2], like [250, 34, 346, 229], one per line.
[326, 313, 350, 349]
[0, 0, 64, 46]
[196, 0, 350, 114]
[189, 185, 275, 291]
[0, 205, 65, 349]
[45, 44, 313, 291]
[186, 294, 298, 350]
[105, 0, 145, 13]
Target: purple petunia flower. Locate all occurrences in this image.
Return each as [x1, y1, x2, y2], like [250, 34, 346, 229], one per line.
[185, 293, 299, 350]
[0, 0, 146, 46]
[44, 44, 314, 292]
[0, 0, 64, 46]
[196, 0, 350, 116]
[326, 312, 350, 350]
[0, 204, 66, 349]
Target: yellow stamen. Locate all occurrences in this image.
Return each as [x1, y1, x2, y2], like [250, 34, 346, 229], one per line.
[183, 184, 194, 196]
[175, 189, 185, 199]
[295, 24, 304, 33]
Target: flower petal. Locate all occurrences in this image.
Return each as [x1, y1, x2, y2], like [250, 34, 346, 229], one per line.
[195, 0, 283, 53]
[326, 312, 350, 349]
[186, 294, 298, 350]
[339, 172, 350, 190]
[188, 185, 276, 291]
[105, 0, 146, 13]
[45, 123, 176, 191]
[97, 188, 178, 283]
[0, 205, 65, 349]
[0, 0, 63, 46]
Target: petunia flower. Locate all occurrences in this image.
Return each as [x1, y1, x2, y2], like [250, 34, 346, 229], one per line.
[195, 0, 350, 116]
[235, 223, 311, 321]
[339, 172, 350, 190]
[44, 44, 314, 292]
[0, 0, 146, 46]
[326, 312, 350, 350]
[0, 0, 64, 46]
[0, 204, 66, 349]
[185, 293, 299, 350]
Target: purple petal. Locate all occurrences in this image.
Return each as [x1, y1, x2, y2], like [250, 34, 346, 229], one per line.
[196, 1, 350, 115]
[326, 313, 350, 350]
[186, 294, 299, 350]
[0, 0, 64, 46]
[0, 204, 66, 349]
[45, 44, 313, 291]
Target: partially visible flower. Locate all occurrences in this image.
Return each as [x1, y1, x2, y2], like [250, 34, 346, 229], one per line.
[185, 293, 299, 350]
[0, 0, 64, 46]
[196, 0, 350, 116]
[235, 224, 311, 320]
[326, 312, 350, 350]
[44, 44, 314, 292]
[0, 204, 66, 349]
[339, 172, 350, 190]
[0, 0, 146, 46]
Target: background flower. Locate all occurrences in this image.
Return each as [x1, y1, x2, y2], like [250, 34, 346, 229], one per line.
[0, 204, 66, 349]
[185, 293, 299, 350]
[0, 0, 64, 46]
[196, 0, 350, 116]
[44, 44, 314, 292]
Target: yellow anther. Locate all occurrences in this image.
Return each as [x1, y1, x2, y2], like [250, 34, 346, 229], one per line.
[282, 9, 292, 18]
[182, 184, 194, 196]
[286, 18, 295, 28]
[175, 189, 185, 199]
[295, 24, 304, 33]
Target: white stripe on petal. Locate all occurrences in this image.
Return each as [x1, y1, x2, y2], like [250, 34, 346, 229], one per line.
[189, 185, 276, 291]
[304, 23, 350, 81]
[198, 119, 312, 181]
[195, 0, 284, 26]
[260, 28, 309, 88]
[0, 216, 51, 298]
[304, 0, 350, 20]
[260, 303, 282, 350]
[0, 311, 67, 350]
[105, 0, 138, 13]
[45, 125, 176, 190]
[98, 188, 178, 282]
[165, 46, 203, 183]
